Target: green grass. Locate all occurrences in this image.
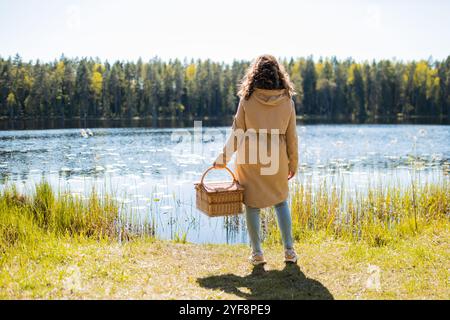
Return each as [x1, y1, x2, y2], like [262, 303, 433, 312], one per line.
[263, 180, 449, 247]
[0, 180, 448, 299]
[0, 181, 118, 256]
[0, 223, 448, 299]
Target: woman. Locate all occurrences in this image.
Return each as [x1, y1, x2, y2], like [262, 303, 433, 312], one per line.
[213, 54, 299, 265]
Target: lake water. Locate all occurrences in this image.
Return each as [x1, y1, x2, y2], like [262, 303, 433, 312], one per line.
[0, 124, 449, 244]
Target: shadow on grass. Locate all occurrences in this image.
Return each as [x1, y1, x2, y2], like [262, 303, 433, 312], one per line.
[197, 263, 334, 300]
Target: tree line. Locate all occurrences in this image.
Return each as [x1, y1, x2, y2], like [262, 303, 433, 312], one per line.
[0, 54, 449, 121]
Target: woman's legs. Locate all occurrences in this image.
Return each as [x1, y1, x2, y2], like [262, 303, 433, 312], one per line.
[274, 201, 294, 250]
[246, 201, 294, 255]
[245, 205, 263, 255]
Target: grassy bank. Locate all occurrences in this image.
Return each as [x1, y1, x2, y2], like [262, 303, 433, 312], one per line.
[0, 225, 448, 299]
[0, 181, 449, 299]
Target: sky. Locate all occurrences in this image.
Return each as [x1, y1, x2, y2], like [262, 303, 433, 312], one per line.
[0, 0, 449, 63]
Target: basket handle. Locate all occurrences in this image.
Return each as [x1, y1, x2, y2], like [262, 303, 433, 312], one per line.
[200, 166, 238, 185]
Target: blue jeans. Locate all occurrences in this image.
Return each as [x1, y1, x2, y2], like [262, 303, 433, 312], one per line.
[245, 200, 294, 255]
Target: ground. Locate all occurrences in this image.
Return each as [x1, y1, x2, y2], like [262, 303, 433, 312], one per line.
[1, 222, 448, 300]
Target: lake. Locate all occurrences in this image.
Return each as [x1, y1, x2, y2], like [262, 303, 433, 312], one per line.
[0, 124, 449, 244]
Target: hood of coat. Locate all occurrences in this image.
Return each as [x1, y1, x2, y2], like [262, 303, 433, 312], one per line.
[253, 88, 288, 106]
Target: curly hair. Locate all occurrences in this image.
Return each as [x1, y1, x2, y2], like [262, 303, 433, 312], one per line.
[238, 54, 295, 100]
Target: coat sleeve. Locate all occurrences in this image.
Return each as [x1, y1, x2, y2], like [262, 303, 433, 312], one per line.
[286, 100, 299, 173]
[214, 99, 246, 166]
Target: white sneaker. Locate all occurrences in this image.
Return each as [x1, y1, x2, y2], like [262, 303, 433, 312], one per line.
[248, 253, 267, 266]
[285, 249, 298, 263]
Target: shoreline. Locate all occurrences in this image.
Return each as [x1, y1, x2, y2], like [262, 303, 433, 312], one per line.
[0, 180, 449, 299]
[0, 115, 449, 131]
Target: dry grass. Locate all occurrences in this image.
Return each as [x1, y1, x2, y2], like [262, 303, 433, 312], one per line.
[1, 220, 448, 300]
[0, 181, 448, 300]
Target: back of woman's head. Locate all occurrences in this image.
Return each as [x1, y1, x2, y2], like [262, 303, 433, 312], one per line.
[238, 54, 295, 100]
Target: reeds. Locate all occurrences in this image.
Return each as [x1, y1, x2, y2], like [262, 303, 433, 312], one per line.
[263, 178, 449, 246]
[0, 181, 118, 253]
[1, 178, 448, 251]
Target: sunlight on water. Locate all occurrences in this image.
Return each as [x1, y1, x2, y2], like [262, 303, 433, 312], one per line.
[0, 124, 449, 244]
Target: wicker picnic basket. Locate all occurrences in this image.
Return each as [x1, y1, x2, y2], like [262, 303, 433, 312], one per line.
[194, 166, 244, 217]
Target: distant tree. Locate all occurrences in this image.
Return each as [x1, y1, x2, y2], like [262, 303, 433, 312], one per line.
[74, 60, 91, 118]
[91, 63, 103, 117]
[301, 57, 317, 115]
[347, 64, 366, 120]
[108, 62, 124, 116]
[287, 59, 303, 113]
[6, 92, 17, 118]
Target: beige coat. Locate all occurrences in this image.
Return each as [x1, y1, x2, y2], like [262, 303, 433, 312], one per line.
[215, 88, 298, 208]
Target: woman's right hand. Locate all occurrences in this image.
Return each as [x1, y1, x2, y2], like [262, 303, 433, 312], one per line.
[213, 161, 226, 169]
